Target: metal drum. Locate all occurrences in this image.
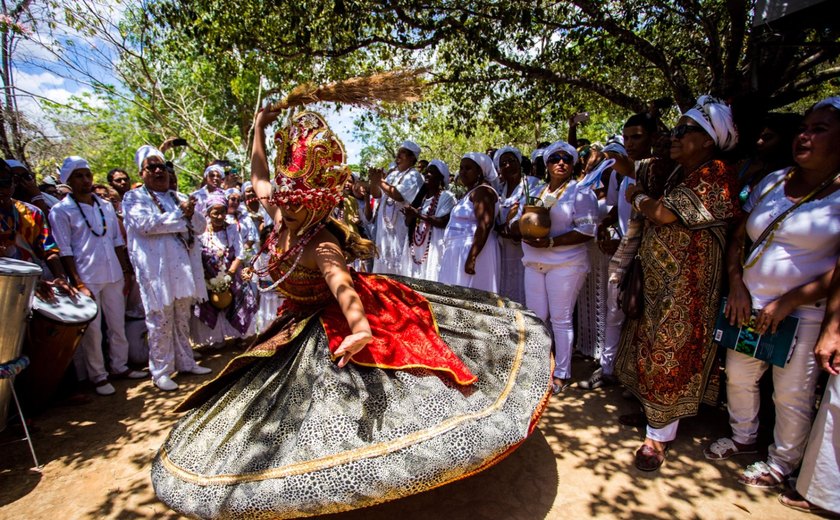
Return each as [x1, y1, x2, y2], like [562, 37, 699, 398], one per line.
[19, 288, 98, 412]
[0, 258, 42, 432]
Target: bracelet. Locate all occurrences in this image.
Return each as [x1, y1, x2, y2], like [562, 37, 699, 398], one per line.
[632, 192, 651, 212]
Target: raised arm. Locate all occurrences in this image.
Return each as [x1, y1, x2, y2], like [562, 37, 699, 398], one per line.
[251, 109, 281, 224]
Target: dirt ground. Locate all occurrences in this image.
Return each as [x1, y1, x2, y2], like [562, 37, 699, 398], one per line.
[0, 347, 815, 520]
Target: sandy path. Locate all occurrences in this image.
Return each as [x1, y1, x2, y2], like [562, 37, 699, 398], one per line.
[0, 347, 810, 519]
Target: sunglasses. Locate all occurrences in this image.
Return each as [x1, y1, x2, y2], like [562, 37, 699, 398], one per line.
[546, 153, 574, 165]
[144, 163, 167, 173]
[671, 124, 706, 139]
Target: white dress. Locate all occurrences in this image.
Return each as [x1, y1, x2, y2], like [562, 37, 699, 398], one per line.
[372, 167, 424, 276]
[497, 176, 541, 304]
[190, 223, 246, 347]
[403, 190, 456, 282]
[438, 185, 500, 293]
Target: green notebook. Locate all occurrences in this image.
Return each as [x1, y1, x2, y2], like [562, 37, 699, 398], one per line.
[713, 298, 800, 367]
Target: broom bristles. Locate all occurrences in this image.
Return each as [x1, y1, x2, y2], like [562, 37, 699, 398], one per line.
[268, 68, 428, 111]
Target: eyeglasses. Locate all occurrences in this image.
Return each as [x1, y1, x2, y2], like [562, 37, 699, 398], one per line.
[546, 153, 574, 165]
[144, 163, 167, 173]
[671, 124, 706, 139]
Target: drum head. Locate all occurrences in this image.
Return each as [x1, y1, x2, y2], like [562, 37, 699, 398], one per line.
[0, 257, 43, 276]
[33, 290, 98, 324]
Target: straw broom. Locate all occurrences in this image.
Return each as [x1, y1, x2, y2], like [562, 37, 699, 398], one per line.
[267, 68, 428, 111]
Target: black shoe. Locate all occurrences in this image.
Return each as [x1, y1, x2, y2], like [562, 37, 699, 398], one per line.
[579, 367, 618, 390]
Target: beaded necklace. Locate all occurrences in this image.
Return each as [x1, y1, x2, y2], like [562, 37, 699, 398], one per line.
[206, 221, 233, 260]
[251, 220, 326, 293]
[71, 194, 107, 237]
[744, 168, 840, 269]
[410, 192, 441, 265]
[145, 187, 194, 249]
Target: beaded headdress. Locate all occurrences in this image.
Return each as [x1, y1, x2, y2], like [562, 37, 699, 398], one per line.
[271, 111, 351, 233]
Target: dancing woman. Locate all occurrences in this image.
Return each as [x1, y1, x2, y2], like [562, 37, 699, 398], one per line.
[151, 106, 552, 520]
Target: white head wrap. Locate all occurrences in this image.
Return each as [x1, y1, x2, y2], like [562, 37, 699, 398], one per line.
[813, 96, 840, 112]
[59, 156, 90, 184]
[542, 140, 579, 165]
[204, 164, 226, 179]
[134, 145, 165, 171]
[398, 140, 421, 159]
[462, 152, 498, 183]
[4, 159, 26, 171]
[683, 95, 738, 152]
[224, 188, 240, 198]
[240, 181, 253, 195]
[40, 175, 57, 187]
[529, 148, 545, 163]
[427, 159, 450, 187]
[493, 146, 522, 172]
[602, 142, 627, 157]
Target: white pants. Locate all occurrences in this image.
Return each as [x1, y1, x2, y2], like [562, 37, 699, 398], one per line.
[73, 279, 130, 384]
[524, 262, 588, 380]
[724, 316, 822, 476]
[647, 420, 680, 443]
[601, 277, 624, 376]
[796, 373, 840, 514]
[146, 297, 200, 380]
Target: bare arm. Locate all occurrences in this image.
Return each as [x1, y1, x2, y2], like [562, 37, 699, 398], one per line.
[725, 214, 752, 325]
[251, 109, 281, 224]
[315, 237, 372, 368]
[756, 267, 834, 335]
[815, 255, 840, 374]
[625, 183, 677, 225]
[465, 186, 496, 275]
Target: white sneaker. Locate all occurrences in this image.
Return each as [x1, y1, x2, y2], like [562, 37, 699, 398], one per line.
[155, 375, 179, 391]
[185, 365, 212, 375]
[94, 382, 116, 396]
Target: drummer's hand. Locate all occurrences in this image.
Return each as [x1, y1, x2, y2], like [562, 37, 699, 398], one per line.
[52, 277, 82, 299]
[334, 331, 372, 368]
[35, 280, 57, 303]
[76, 283, 93, 300]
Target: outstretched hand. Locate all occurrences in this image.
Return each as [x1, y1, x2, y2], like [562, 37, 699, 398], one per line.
[255, 107, 281, 130]
[334, 331, 373, 368]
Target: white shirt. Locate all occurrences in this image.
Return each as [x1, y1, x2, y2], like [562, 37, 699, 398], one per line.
[123, 187, 208, 313]
[498, 176, 542, 226]
[606, 173, 635, 237]
[49, 194, 125, 285]
[743, 167, 840, 321]
[515, 180, 598, 267]
[372, 167, 424, 274]
[190, 185, 224, 216]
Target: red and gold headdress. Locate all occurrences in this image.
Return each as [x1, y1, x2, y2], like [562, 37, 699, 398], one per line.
[271, 112, 349, 224]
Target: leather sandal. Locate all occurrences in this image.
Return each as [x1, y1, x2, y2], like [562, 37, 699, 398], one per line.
[634, 443, 669, 472]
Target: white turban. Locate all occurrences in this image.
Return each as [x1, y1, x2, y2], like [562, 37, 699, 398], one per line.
[542, 140, 579, 166]
[602, 142, 627, 157]
[398, 140, 421, 159]
[813, 96, 840, 112]
[204, 164, 226, 179]
[59, 156, 90, 184]
[462, 152, 498, 183]
[684, 95, 738, 152]
[134, 145, 164, 171]
[427, 159, 450, 187]
[240, 181, 253, 195]
[493, 146, 522, 172]
[224, 188, 239, 198]
[529, 148, 545, 163]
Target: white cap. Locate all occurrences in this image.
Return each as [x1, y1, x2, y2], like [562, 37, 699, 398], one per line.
[59, 156, 90, 184]
[398, 140, 421, 159]
[135, 145, 165, 171]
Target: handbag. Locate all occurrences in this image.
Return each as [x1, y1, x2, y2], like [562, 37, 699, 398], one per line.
[618, 254, 644, 319]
